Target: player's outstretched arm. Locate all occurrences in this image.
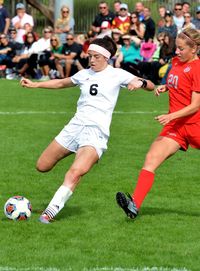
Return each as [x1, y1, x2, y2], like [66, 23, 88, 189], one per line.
[127, 77, 155, 91]
[20, 77, 75, 89]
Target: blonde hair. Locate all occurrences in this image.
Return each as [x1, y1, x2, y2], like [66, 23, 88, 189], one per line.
[50, 34, 61, 49]
[178, 28, 200, 48]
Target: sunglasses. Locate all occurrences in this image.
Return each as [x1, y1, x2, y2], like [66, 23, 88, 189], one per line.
[44, 30, 51, 33]
[99, 6, 106, 9]
[67, 38, 73, 40]
[51, 39, 57, 41]
[184, 15, 190, 18]
[175, 8, 182, 11]
[62, 10, 69, 13]
[120, 8, 127, 11]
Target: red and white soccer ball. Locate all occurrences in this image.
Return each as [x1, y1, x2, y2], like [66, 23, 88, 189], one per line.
[4, 196, 32, 221]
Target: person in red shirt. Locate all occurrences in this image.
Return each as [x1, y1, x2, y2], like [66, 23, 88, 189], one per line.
[116, 27, 200, 219]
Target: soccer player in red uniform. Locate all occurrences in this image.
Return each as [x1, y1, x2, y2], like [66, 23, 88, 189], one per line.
[116, 28, 200, 219]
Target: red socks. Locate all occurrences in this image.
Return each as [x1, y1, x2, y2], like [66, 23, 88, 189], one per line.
[132, 169, 155, 209]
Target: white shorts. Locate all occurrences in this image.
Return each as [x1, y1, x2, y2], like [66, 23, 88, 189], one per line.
[55, 123, 109, 158]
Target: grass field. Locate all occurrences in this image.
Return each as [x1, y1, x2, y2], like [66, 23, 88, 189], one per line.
[0, 79, 199, 271]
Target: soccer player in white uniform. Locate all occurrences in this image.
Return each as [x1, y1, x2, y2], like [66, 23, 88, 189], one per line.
[21, 35, 155, 223]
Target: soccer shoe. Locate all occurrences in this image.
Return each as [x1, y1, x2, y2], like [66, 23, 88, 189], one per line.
[39, 214, 52, 224]
[116, 192, 138, 219]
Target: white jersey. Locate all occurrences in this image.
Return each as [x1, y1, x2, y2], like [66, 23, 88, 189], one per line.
[70, 65, 136, 136]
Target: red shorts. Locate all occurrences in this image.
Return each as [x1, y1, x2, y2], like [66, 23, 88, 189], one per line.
[159, 121, 200, 151]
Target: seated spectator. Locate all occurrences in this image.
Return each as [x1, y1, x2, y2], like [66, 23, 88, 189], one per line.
[12, 31, 38, 78]
[134, 1, 145, 22]
[91, 1, 115, 35]
[48, 34, 63, 79]
[54, 5, 75, 45]
[158, 10, 177, 39]
[140, 40, 157, 62]
[115, 34, 142, 75]
[148, 32, 165, 62]
[157, 6, 166, 28]
[110, 28, 123, 65]
[11, 3, 34, 44]
[129, 12, 145, 45]
[192, 6, 200, 30]
[97, 21, 112, 38]
[182, 12, 196, 31]
[8, 27, 24, 54]
[142, 7, 155, 42]
[0, 34, 17, 78]
[111, 3, 130, 34]
[54, 33, 83, 78]
[138, 32, 176, 84]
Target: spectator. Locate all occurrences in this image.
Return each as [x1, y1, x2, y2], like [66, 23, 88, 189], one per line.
[79, 30, 96, 69]
[182, 2, 191, 15]
[54, 33, 82, 78]
[129, 11, 145, 46]
[182, 12, 196, 31]
[140, 40, 157, 62]
[11, 3, 34, 44]
[8, 27, 24, 54]
[111, 3, 130, 34]
[0, 34, 16, 78]
[138, 32, 176, 84]
[173, 3, 184, 33]
[115, 34, 142, 76]
[12, 31, 38, 78]
[0, 0, 10, 35]
[54, 5, 75, 45]
[97, 21, 112, 38]
[192, 6, 200, 30]
[110, 28, 123, 65]
[113, 0, 122, 16]
[149, 32, 165, 62]
[134, 2, 145, 22]
[142, 7, 156, 42]
[157, 5, 166, 28]
[91, 1, 115, 34]
[158, 10, 177, 39]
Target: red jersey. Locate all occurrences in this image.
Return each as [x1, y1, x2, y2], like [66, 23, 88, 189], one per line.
[166, 56, 200, 124]
[112, 16, 130, 34]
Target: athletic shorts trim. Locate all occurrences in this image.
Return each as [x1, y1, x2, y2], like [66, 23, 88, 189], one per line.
[159, 121, 200, 151]
[55, 123, 108, 158]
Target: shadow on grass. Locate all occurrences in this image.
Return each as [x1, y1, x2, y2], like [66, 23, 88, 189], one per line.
[141, 206, 200, 217]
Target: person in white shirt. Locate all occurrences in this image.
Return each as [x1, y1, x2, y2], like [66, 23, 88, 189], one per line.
[173, 3, 184, 34]
[11, 3, 34, 44]
[20, 35, 155, 224]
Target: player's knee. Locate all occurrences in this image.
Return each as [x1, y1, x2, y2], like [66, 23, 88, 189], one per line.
[36, 159, 51, 172]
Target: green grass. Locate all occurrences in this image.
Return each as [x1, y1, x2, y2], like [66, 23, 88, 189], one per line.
[0, 79, 199, 271]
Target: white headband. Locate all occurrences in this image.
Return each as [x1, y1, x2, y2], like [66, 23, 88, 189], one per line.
[88, 44, 111, 59]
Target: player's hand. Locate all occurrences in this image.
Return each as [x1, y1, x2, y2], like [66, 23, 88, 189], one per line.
[154, 85, 167, 96]
[127, 78, 143, 91]
[155, 114, 172, 125]
[20, 77, 36, 88]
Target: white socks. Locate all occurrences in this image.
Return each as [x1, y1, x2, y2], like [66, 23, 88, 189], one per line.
[44, 185, 73, 219]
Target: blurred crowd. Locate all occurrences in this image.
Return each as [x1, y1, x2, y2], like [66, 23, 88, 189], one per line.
[0, 0, 200, 84]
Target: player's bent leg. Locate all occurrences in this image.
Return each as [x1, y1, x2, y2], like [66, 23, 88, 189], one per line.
[116, 136, 181, 219]
[63, 146, 99, 191]
[143, 136, 181, 172]
[36, 139, 72, 172]
[39, 146, 99, 223]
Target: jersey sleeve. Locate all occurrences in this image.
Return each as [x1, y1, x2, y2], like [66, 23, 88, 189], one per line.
[117, 68, 137, 88]
[70, 70, 85, 85]
[191, 60, 200, 93]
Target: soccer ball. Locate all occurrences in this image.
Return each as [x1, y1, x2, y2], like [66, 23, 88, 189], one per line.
[4, 196, 32, 221]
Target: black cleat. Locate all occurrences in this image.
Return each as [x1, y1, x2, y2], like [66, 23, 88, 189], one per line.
[116, 192, 138, 219]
